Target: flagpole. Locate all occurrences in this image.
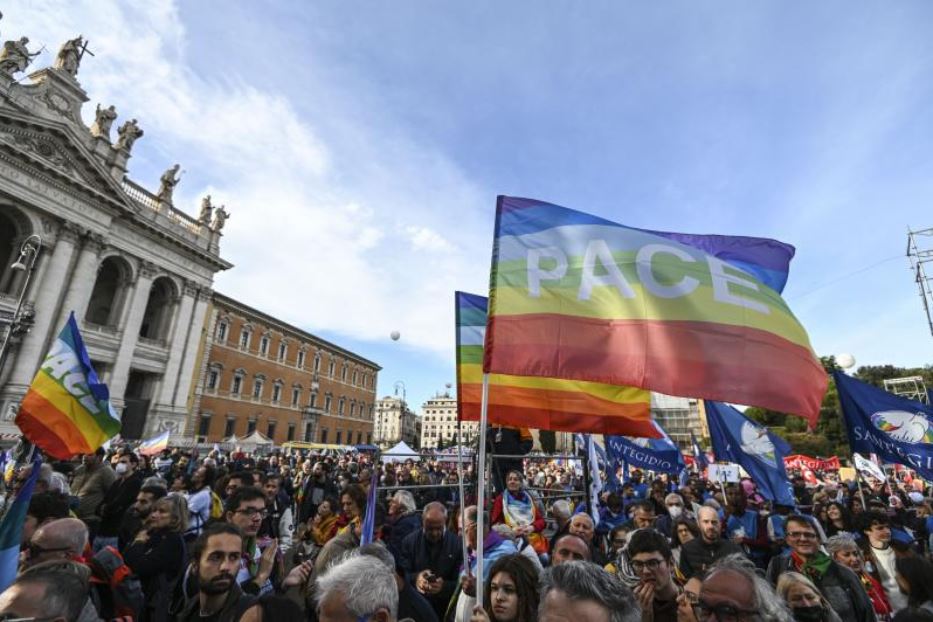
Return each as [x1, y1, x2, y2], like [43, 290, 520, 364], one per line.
[456, 420, 469, 572]
[475, 373, 490, 607]
[854, 462, 867, 510]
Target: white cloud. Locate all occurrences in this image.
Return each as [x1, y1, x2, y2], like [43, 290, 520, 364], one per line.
[4, 0, 490, 357]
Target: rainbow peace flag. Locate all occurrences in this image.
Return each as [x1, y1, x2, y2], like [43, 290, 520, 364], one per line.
[456, 292, 657, 436]
[137, 430, 170, 456]
[16, 313, 121, 459]
[483, 197, 827, 425]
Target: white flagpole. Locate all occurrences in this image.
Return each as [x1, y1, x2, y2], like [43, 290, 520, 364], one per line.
[475, 373, 490, 607]
[456, 420, 469, 571]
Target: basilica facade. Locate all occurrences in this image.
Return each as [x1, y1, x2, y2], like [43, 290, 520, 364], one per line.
[0, 35, 231, 440]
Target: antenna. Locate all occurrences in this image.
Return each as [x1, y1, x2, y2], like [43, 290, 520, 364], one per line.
[907, 227, 933, 338]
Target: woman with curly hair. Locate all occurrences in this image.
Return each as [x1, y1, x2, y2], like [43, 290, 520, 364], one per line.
[469, 553, 540, 622]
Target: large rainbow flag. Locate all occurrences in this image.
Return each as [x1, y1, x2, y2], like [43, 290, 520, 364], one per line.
[16, 313, 121, 459]
[456, 292, 657, 436]
[483, 196, 827, 425]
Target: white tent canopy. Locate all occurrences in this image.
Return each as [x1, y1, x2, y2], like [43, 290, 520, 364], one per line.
[382, 440, 419, 462]
[241, 430, 274, 446]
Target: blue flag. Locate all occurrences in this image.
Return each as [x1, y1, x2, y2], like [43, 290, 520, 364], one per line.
[360, 468, 379, 545]
[705, 401, 795, 506]
[0, 451, 42, 591]
[605, 421, 685, 474]
[835, 371, 933, 479]
[691, 431, 708, 470]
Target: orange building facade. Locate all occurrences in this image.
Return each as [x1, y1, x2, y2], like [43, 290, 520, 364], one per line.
[189, 293, 380, 445]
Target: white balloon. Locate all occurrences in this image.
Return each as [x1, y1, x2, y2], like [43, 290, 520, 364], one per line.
[836, 353, 856, 369]
[390, 331, 401, 341]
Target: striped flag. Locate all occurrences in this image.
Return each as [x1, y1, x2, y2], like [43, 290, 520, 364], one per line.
[360, 468, 379, 545]
[586, 435, 602, 526]
[456, 292, 656, 436]
[483, 196, 826, 425]
[137, 430, 170, 457]
[15, 313, 121, 459]
[0, 452, 42, 591]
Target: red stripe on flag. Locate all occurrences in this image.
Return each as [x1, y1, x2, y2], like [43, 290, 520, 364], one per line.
[484, 314, 826, 424]
[15, 391, 94, 459]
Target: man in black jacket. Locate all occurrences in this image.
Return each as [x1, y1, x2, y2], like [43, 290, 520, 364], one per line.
[678, 506, 742, 579]
[765, 515, 874, 622]
[95, 450, 144, 552]
[297, 461, 337, 524]
[399, 502, 463, 620]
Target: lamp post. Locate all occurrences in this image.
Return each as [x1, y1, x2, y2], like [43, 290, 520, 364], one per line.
[0, 235, 42, 377]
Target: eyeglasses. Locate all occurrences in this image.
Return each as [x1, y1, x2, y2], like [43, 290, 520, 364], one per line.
[26, 542, 72, 558]
[786, 531, 818, 540]
[693, 601, 759, 622]
[234, 507, 268, 519]
[631, 558, 664, 571]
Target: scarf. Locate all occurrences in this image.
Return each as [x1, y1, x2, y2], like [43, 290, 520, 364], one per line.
[243, 537, 259, 577]
[312, 514, 339, 545]
[791, 550, 832, 581]
[502, 489, 535, 528]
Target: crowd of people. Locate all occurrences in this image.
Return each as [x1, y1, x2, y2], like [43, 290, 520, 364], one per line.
[2, 438, 933, 622]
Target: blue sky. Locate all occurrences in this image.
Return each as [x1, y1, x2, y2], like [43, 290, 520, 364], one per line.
[6, 1, 933, 411]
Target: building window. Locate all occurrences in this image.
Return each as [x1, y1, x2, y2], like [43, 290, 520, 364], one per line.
[216, 321, 228, 342]
[278, 342, 287, 362]
[231, 374, 243, 396]
[350, 402, 356, 417]
[291, 387, 301, 407]
[253, 378, 264, 400]
[224, 417, 236, 437]
[272, 382, 282, 403]
[239, 328, 251, 349]
[247, 418, 257, 434]
[341, 365, 348, 381]
[324, 395, 332, 412]
[353, 370, 358, 385]
[207, 369, 220, 391]
[197, 414, 211, 437]
[297, 351, 306, 368]
[267, 421, 276, 439]
[338, 398, 345, 416]
[314, 354, 321, 372]
[335, 430, 342, 445]
[367, 432, 372, 445]
[288, 423, 296, 441]
[259, 335, 270, 356]
[328, 360, 335, 376]
[304, 422, 312, 442]
[320, 428, 328, 444]
[310, 392, 318, 409]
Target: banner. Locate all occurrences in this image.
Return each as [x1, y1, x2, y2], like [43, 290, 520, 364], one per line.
[835, 371, 933, 480]
[706, 401, 795, 506]
[456, 292, 656, 436]
[853, 452, 887, 483]
[483, 196, 826, 424]
[783, 455, 841, 471]
[708, 463, 741, 483]
[605, 420, 686, 474]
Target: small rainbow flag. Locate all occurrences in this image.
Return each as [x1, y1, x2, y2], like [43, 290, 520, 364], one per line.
[16, 313, 121, 459]
[137, 430, 170, 456]
[456, 292, 656, 436]
[483, 196, 827, 425]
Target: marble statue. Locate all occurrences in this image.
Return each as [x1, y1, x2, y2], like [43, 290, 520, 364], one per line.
[158, 164, 181, 203]
[212, 205, 229, 232]
[54, 36, 84, 76]
[115, 118, 143, 151]
[199, 195, 213, 224]
[90, 104, 117, 140]
[0, 37, 39, 76]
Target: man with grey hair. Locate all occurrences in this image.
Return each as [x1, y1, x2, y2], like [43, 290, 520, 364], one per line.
[21, 518, 88, 570]
[550, 499, 572, 533]
[317, 554, 398, 622]
[539, 560, 640, 622]
[399, 501, 462, 619]
[385, 490, 420, 559]
[358, 544, 438, 622]
[0, 566, 89, 622]
[699, 554, 794, 622]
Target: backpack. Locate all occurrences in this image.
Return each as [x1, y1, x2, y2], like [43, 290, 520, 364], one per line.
[210, 490, 224, 519]
[88, 546, 145, 621]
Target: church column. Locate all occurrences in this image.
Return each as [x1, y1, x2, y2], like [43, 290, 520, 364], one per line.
[7, 223, 82, 390]
[174, 288, 210, 415]
[108, 260, 156, 404]
[54, 233, 105, 330]
[154, 280, 196, 408]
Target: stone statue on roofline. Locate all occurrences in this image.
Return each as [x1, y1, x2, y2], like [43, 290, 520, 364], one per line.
[0, 37, 39, 76]
[115, 118, 143, 152]
[158, 164, 181, 204]
[54, 35, 85, 76]
[90, 104, 117, 140]
[199, 195, 213, 224]
[211, 205, 229, 232]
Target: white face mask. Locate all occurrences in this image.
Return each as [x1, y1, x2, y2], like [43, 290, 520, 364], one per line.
[115, 463, 129, 476]
[668, 505, 683, 519]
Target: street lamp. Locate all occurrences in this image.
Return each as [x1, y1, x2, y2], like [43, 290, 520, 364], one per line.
[0, 235, 42, 376]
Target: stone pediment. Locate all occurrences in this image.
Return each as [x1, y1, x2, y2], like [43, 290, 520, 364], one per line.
[0, 109, 135, 213]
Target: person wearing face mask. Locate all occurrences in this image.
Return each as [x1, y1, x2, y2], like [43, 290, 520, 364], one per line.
[655, 493, 692, 539]
[95, 450, 144, 553]
[777, 572, 843, 622]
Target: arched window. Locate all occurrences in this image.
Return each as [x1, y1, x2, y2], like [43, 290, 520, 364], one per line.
[85, 256, 132, 327]
[139, 276, 177, 340]
[259, 334, 271, 356]
[239, 326, 252, 349]
[271, 380, 283, 403]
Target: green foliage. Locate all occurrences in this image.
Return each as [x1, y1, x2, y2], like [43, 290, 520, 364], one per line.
[854, 364, 933, 389]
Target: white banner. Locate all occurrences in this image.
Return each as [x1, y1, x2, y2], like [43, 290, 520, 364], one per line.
[708, 463, 741, 483]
